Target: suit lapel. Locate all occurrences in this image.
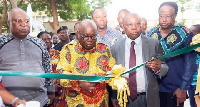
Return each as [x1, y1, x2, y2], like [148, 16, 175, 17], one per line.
[142, 35, 150, 62]
[119, 39, 126, 66]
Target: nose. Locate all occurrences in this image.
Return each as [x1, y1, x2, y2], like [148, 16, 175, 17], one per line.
[87, 36, 93, 41]
[21, 20, 29, 26]
[162, 16, 167, 22]
[131, 24, 137, 30]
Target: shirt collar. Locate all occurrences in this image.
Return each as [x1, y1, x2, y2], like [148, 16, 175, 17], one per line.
[125, 34, 142, 45]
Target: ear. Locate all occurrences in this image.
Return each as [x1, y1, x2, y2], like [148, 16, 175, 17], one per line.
[174, 14, 177, 19]
[7, 20, 10, 27]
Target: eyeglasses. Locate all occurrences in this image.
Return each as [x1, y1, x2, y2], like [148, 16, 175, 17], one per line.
[80, 35, 96, 40]
[159, 14, 174, 20]
[12, 19, 30, 25]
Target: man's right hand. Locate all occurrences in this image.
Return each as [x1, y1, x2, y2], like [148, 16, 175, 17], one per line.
[173, 88, 186, 106]
[13, 99, 26, 107]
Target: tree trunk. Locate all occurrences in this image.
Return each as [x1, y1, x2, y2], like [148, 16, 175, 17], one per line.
[0, 0, 8, 35]
[47, 0, 59, 34]
[9, 0, 18, 8]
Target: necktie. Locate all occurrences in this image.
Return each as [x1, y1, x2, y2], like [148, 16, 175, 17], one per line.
[129, 41, 137, 100]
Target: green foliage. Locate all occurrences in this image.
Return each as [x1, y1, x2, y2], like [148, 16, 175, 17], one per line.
[196, 3, 200, 12]
[176, 0, 193, 12]
[24, 0, 111, 21]
[0, 0, 111, 33]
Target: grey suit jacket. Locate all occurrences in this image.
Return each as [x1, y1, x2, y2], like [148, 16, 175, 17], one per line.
[111, 35, 168, 107]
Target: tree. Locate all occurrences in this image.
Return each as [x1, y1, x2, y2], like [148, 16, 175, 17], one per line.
[176, 0, 193, 25]
[0, 0, 18, 34]
[0, 0, 8, 34]
[196, 3, 200, 12]
[0, 0, 111, 34]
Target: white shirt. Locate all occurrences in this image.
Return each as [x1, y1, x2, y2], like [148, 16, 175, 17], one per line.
[125, 35, 146, 93]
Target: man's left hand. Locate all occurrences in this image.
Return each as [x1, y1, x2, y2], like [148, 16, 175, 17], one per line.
[173, 88, 186, 106]
[146, 58, 161, 72]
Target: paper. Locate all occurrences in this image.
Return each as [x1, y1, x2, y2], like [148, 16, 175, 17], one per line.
[17, 101, 40, 107]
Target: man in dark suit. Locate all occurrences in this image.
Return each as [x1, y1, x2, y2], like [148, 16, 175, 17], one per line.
[111, 13, 168, 107]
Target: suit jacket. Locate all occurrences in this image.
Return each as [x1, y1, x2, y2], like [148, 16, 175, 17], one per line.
[111, 35, 168, 107]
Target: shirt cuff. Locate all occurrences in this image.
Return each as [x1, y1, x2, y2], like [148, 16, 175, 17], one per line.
[154, 70, 161, 79]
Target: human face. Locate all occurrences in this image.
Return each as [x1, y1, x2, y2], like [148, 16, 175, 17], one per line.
[74, 24, 80, 36]
[141, 18, 147, 30]
[123, 14, 142, 40]
[79, 24, 97, 51]
[52, 35, 59, 44]
[40, 33, 52, 50]
[69, 34, 75, 41]
[58, 29, 69, 42]
[190, 26, 199, 35]
[8, 10, 30, 39]
[92, 9, 107, 29]
[159, 5, 176, 30]
[118, 11, 129, 29]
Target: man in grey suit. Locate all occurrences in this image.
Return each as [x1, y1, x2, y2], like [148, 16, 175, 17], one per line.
[111, 13, 168, 107]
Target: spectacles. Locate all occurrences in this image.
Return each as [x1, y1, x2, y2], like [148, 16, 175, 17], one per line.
[12, 19, 30, 25]
[80, 35, 96, 40]
[159, 14, 174, 20]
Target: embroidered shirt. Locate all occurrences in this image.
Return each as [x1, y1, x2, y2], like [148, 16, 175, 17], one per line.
[96, 26, 123, 48]
[57, 41, 116, 107]
[148, 24, 197, 92]
[0, 34, 54, 106]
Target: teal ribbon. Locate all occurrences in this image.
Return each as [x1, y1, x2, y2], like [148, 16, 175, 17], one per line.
[119, 42, 200, 76]
[0, 43, 200, 81]
[0, 71, 105, 82]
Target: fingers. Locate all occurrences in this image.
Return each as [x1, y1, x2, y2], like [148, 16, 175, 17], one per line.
[146, 58, 161, 72]
[176, 97, 180, 107]
[13, 99, 26, 107]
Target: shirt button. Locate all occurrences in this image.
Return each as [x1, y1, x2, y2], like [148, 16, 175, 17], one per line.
[21, 53, 24, 55]
[20, 40, 23, 42]
[21, 46, 24, 48]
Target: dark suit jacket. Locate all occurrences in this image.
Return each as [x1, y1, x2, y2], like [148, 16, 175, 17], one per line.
[111, 35, 168, 107]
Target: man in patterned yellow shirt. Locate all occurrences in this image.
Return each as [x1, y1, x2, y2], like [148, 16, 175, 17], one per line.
[56, 19, 116, 107]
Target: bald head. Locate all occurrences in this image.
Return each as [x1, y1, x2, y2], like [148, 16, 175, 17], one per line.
[118, 9, 130, 29]
[123, 13, 142, 40]
[79, 19, 97, 34]
[78, 19, 97, 51]
[7, 8, 30, 39]
[141, 17, 147, 30]
[123, 13, 141, 25]
[8, 8, 28, 21]
[190, 24, 200, 35]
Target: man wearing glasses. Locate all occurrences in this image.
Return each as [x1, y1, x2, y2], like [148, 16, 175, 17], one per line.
[148, 2, 196, 107]
[57, 19, 116, 107]
[0, 8, 54, 106]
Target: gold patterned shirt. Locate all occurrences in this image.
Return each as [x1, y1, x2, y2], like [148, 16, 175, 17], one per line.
[57, 41, 116, 107]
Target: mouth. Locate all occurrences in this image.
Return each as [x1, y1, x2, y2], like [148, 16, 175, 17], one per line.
[19, 29, 29, 33]
[130, 32, 138, 35]
[161, 23, 168, 26]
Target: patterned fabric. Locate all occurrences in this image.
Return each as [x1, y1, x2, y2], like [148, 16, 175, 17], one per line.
[57, 41, 116, 107]
[96, 26, 123, 48]
[191, 54, 200, 85]
[148, 23, 197, 92]
[0, 34, 54, 106]
[49, 49, 67, 107]
[0, 34, 54, 87]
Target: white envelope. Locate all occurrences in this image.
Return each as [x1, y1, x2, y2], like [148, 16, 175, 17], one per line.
[17, 101, 40, 107]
